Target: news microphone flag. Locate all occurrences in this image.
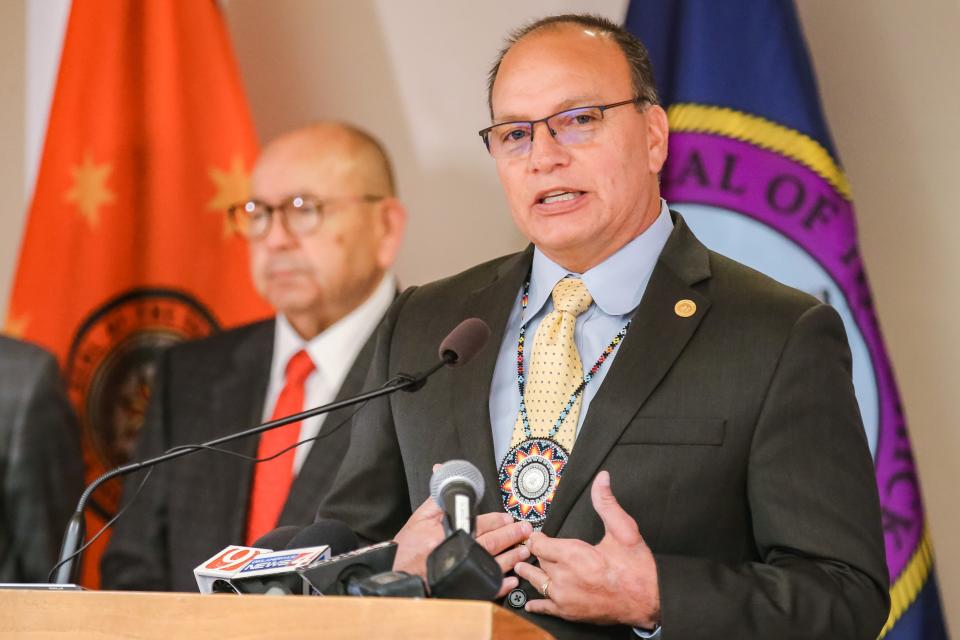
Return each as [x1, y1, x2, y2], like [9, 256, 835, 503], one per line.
[193, 545, 329, 594]
[7, 0, 271, 587]
[625, 2, 947, 637]
[194, 545, 267, 594]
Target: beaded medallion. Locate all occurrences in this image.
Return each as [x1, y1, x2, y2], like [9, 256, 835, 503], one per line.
[499, 437, 570, 528]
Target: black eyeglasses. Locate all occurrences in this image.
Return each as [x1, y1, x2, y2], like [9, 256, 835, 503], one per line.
[227, 194, 383, 240]
[478, 97, 647, 159]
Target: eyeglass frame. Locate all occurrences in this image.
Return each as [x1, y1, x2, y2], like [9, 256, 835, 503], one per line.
[227, 193, 384, 240]
[477, 96, 649, 157]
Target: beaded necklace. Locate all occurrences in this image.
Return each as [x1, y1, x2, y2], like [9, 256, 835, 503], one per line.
[498, 275, 632, 529]
[514, 277, 631, 441]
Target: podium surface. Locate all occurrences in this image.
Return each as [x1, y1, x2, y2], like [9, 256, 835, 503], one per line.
[0, 589, 554, 639]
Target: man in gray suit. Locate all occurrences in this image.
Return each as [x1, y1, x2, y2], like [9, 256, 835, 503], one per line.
[0, 336, 83, 583]
[318, 15, 888, 639]
[101, 122, 407, 591]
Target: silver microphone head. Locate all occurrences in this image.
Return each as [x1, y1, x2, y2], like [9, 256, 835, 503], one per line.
[429, 459, 485, 507]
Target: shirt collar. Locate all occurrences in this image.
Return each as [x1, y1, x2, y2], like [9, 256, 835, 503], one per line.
[272, 273, 396, 388]
[527, 199, 673, 318]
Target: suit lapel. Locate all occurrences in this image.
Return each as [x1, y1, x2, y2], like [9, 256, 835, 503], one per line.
[452, 248, 533, 513]
[207, 321, 274, 542]
[282, 334, 378, 524]
[543, 216, 713, 536]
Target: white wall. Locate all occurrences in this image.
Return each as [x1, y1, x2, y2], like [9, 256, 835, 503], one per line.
[4, 1, 958, 633]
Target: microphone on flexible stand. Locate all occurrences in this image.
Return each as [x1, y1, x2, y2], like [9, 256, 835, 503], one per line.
[52, 318, 491, 585]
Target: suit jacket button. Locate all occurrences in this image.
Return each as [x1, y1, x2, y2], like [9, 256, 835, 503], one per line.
[507, 587, 527, 608]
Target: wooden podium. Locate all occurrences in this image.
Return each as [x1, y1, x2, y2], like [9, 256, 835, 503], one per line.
[0, 589, 555, 639]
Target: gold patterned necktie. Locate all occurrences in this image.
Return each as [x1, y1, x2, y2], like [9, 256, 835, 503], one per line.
[511, 276, 593, 452]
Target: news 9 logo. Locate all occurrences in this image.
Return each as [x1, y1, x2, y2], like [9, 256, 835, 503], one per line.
[204, 546, 260, 571]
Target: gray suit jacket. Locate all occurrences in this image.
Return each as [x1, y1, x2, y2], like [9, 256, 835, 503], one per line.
[0, 336, 83, 583]
[318, 215, 889, 639]
[101, 319, 376, 592]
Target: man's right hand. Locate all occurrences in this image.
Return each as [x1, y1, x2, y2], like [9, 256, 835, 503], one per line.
[392, 497, 533, 598]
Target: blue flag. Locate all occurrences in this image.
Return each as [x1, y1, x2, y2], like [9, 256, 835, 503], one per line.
[625, 2, 948, 638]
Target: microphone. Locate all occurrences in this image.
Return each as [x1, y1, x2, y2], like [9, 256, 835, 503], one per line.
[298, 541, 399, 596]
[302, 462, 499, 602]
[425, 459, 500, 601]
[209, 520, 360, 596]
[52, 318, 491, 584]
[439, 317, 490, 367]
[340, 460, 500, 601]
[251, 525, 303, 551]
[286, 519, 360, 556]
[430, 459, 484, 536]
[292, 521, 426, 598]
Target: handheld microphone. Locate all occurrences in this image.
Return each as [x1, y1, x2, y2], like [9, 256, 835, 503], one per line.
[430, 459, 484, 536]
[343, 460, 501, 601]
[53, 318, 491, 584]
[426, 460, 500, 601]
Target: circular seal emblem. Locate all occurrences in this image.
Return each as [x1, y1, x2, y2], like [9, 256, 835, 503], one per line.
[499, 438, 569, 528]
[66, 288, 219, 469]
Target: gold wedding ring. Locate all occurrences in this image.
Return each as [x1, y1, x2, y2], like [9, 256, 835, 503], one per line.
[541, 578, 551, 599]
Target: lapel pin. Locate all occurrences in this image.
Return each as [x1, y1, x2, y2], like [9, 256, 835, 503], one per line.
[674, 299, 696, 318]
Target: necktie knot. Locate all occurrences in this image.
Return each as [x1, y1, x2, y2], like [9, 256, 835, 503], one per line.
[285, 349, 315, 385]
[551, 277, 592, 317]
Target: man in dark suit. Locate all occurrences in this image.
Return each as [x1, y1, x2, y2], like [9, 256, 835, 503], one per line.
[0, 336, 83, 583]
[317, 15, 889, 639]
[101, 122, 407, 591]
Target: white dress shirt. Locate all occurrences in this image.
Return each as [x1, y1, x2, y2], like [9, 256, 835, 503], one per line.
[262, 274, 395, 474]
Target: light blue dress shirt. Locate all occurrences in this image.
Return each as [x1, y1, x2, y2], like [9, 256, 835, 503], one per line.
[488, 200, 673, 638]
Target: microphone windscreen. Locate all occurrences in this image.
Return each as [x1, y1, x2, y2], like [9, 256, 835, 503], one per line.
[287, 519, 360, 556]
[439, 318, 490, 367]
[430, 459, 485, 507]
[251, 525, 303, 551]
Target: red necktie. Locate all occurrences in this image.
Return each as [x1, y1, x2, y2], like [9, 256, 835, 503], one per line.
[246, 349, 315, 545]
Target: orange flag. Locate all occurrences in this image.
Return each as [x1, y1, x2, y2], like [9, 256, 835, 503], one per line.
[8, 0, 271, 586]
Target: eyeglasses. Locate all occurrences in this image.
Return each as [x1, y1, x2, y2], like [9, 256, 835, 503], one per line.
[478, 97, 646, 159]
[227, 194, 383, 240]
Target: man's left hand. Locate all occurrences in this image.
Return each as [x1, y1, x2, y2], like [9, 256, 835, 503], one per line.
[513, 470, 660, 628]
